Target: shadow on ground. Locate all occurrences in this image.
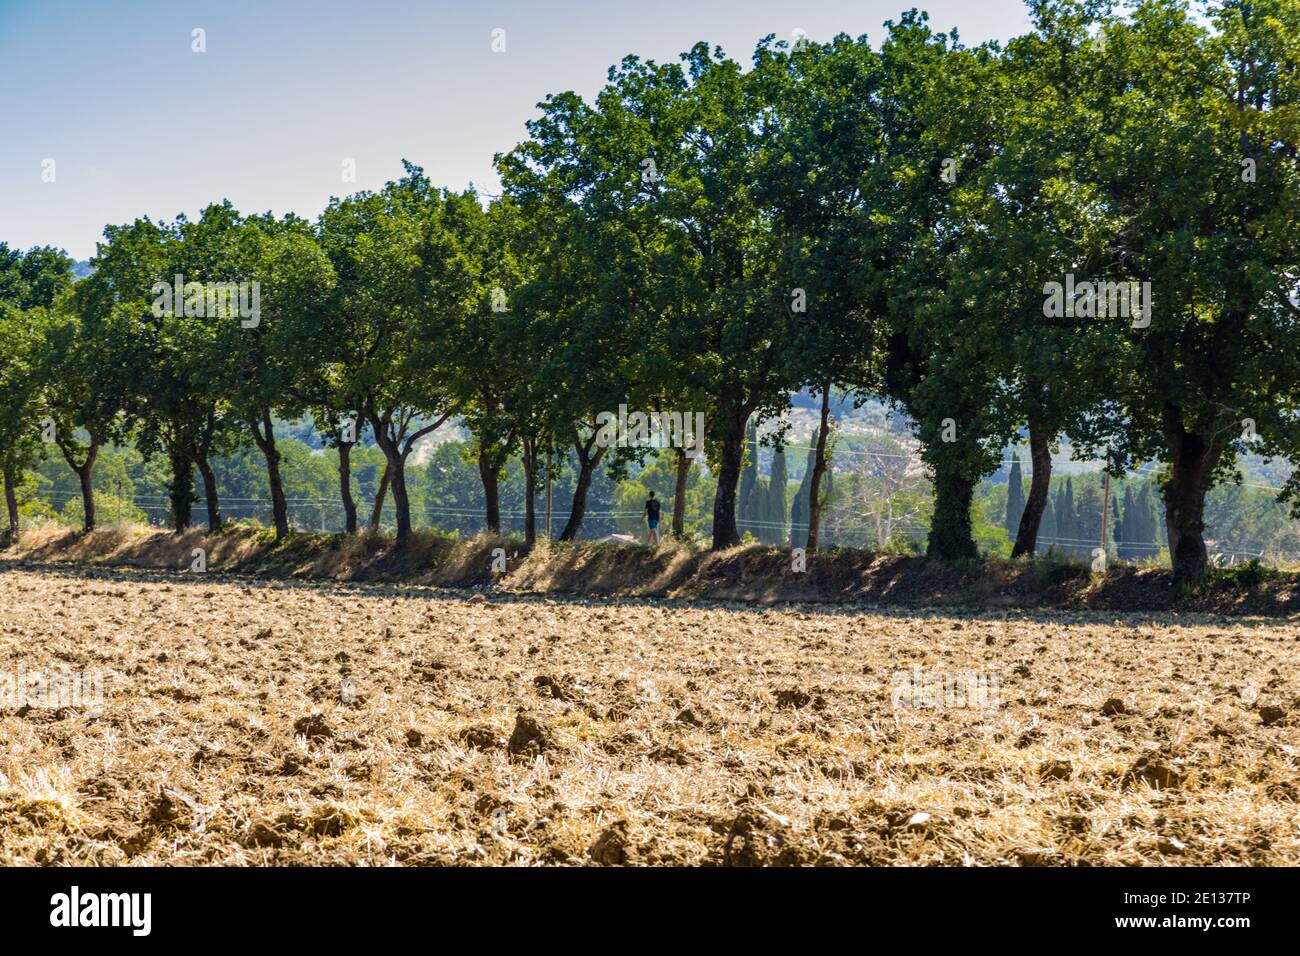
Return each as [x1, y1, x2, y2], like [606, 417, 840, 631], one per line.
[5, 526, 1299, 618]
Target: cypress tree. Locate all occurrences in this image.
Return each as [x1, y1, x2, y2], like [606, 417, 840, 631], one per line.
[1038, 493, 1058, 553]
[1050, 487, 1064, 550]
[1115, 496, 1123, 557]
[1116, 486, 1134, 561]
[1004, 455, 1025, 537]
[789, 429, 817, 547]
[746, 476, 768, 541]
[752, 475, 768, 542]
[1054, 485, 1072, 554]
[738, 423, 758, 538]
[766, 445, 788, 545]
[1136, 482, 1160, 562]
[821, 458, 835, 547]
[1074, 478, 1103, 556]
[789, 479, 805, 547]
[1059, 477, 1078, 556]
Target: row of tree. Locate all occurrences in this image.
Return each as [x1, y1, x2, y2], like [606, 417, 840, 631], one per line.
[737, 423, 840, 547]
[1002, 458, 1163, 559]
[3, 0, 1299, 581]
[738, 424, 789, 544]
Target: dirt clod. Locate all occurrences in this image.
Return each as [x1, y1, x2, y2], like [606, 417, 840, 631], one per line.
[589, 822, 629, 865]
[507, 713, 552, 757]
[293, 713, 333, 741]
[1101, 697, 1128, 716]
[1039, 759, 1073, 781]
[774, 688, 812, 710]
[1257, 705, 1287, 726]
[1124, 754, 1183, 790]
[461, 725, 503, 752]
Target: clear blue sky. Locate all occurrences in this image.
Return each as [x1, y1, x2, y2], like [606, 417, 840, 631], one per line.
[1, 0, 1032, 260]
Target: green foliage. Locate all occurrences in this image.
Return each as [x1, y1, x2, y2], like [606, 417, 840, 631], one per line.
[974, 496, 1012, 558]
[1116, 481, 1162, 563]
[1037, 494, 1058, 555]
[1004, 457, 1026, 537]
[0, 245, 76, 515]
[61, 492, 147, 527]
[764, 445, 788, 545]
[738, 423, 759, 539]
[788, 428, 819, 548]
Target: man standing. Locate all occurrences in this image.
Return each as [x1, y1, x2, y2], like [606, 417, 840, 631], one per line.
[644, 491, 661, 545]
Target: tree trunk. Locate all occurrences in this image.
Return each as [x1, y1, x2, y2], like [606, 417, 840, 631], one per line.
[672, 447, 690, 538]
[366, 412, 413, 544]
[806, 384, 832, 551]
[251, 410, 289, 540]
[559, 437, 607, 542]
[4, 460, 20, 541]
[927, 458, 978, 561]
[386, 450, 412, 543]
[479, 449, 501, 534]
[710, 411, 748, 550]
[558, 461, 595, 542]
[1012, 416, 1052, 558]
[169, 450, 193, 532]
[521, 437, 538, 549]
[338, 441, 357, 534]
[1161, 403, 1218, 583]
[77, 446, 98, 533]
[370, 462, 390, 532]
[57, 438, 100, 533]
[196, 453, 222, 532]
[265, 448, 290, 541]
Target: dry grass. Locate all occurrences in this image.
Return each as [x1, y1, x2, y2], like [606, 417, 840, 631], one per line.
[9, 526, 1300, 616]
[1, 563, 1296, 866]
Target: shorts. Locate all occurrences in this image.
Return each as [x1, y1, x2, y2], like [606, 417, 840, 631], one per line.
[647, 517, 660, 529]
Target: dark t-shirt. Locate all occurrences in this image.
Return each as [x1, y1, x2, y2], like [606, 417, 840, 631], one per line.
[645, 498, 661, 521]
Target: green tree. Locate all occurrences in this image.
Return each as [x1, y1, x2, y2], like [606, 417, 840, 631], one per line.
[738, 423, 759, 538]
[38, 297, 125, 532]
[500, 94, 683, 541]
[1133, 481, 1161, 562]
[318, 165, 466, 543]
[1038, 491, 1058, 553]
[1004, 455, 1026, 540]
[0, 245, 75, 537]
[956, 1, 1125, 557]
[1116, 485, 1134, 561]
[225, 212, 335, 539]
[788, 427, 819, 548]
[1071, 0, 1300, 580]
[765, 443, 788, 545]
[757, 37, 890, 550]
[79, 213, 242, 531]
[1056, 477, 1079, 556]
[869, 13, 1009, 561]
